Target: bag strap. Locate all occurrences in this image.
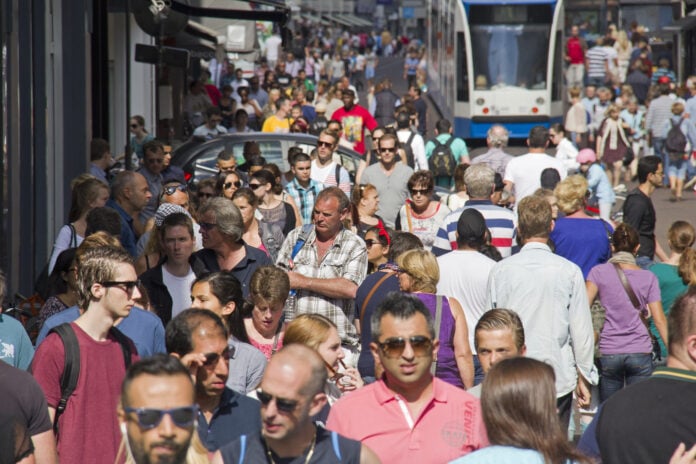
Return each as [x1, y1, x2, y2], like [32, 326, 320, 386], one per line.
[331, 430, 342, 460]
[444, 135, 455, 148]
[430, 296, 443, 376]
[109, 326, 133, 370]
[334, 163, 341, 188]
[406, 131, 415, 147]
[359, 272, 392, 323]
[50, 323, 80, 434]
[68, 223, 77, 248]
[612, 263, 640, 309]
[290, 224, 314, 261]
[238, 435, 247, 464]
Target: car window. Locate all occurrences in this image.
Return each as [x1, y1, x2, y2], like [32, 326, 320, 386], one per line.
[192, 145, 224, 181]
[230, 141, 284, 169]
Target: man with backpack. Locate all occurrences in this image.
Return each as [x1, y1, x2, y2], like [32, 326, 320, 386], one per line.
[425, 119, 470, 188]
[395, 111, 427, 171]
[32, 246, 140, 464]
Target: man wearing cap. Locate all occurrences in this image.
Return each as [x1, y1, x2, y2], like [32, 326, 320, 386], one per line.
[140, 209, 205, 325]
[331, 88, 377, 156]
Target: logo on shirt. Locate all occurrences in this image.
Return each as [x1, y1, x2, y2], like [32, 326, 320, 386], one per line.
[1, 341, 14, 359]
[441, 420, 468, 447]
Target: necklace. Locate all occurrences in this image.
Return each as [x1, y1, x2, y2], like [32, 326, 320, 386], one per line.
[264, 428, 317, 464]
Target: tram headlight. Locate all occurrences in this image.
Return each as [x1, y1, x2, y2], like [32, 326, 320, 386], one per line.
[536, 97, 545, 105]
[476, 98, 485, 105]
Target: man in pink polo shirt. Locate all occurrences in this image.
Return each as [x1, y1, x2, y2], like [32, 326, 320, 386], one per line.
[326, 293, 488, 462]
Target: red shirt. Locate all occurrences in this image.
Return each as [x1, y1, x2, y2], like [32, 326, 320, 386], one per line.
[566, 37, 585, 64]
[326, 378, 488, 463]
[331, 104, 378, 155]
[32, 323, 139, 464]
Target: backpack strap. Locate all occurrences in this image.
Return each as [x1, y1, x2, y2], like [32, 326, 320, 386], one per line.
[331, 430, 342, 460]
[406, 131, 415, 147]
[109, 326, 133, 370]
[430, 296, 443, 376]
[290, 224, 315, 261]
[238, 435, 247, 464]
[359, 272, 392, 324]
[49, 323, 80, 434]
[334, 163, 341, 188]
[68, 223, 77, 248]
[445, 135, 455, 148]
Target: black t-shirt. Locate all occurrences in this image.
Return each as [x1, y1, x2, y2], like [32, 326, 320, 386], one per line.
[597, 368, 696, 464]
[219, 426, 362, 464]
[622, 188, 656, 259]
[0, 415, 33, 464]
[0, 362, 52, 437]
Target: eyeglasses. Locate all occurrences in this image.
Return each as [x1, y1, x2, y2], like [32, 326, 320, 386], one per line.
[380, 147, 396, 153]
[224, 181, 242, 190]
[203, 349, 231, 368]
[198, 222, 218, 231]
[377, 336, 434, 359]
[317, 140, 334, 148]
[123, 406, 199, 430]
[248, 183, 263, 190]
[197, 192, 214, 199]
[256, 389, 299, 413]
[101, 280, 141, 294]
[163, 184, 187, 196]
[365, 238, 382, 248]
[410, 188, 431, 196]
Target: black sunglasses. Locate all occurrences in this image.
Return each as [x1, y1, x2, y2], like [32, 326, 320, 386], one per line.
[101, 280, 141, 293]
[130, 123, 139, 129]
[203, 349, 231, 368]
[198, 222, 217, 231]
[380, 147, 396, 153]
[123, 406, 198, 430]
[256, 389, 299, 413]
[365, 238, 382, 248]
[377, 336, 433, 359]
[410, 188, 431, 196]
[248, 183, 263, 190]
[163, 184, 187, 196]
[224, 181, 242, 190]
[317, 140, 334, 148]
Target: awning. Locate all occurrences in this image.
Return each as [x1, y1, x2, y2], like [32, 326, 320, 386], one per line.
[322, 14, 374, 28]
[664, 14, 696, 32]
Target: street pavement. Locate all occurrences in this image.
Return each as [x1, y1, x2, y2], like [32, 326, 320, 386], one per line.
[368, 55, 693, 254]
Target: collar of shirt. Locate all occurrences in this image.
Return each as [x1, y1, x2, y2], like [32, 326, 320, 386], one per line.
[464, 199, 493, 206]
[520, 241, 552, 253]
[373, 377, 448, 406]
[652, 366, 696, 383]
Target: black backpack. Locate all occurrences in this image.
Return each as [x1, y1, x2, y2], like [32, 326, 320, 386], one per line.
[48, 323, 133, 433]
[402, 131, 416, 168]
[428, 136, 457, 177]
[665, 118, 687, 156]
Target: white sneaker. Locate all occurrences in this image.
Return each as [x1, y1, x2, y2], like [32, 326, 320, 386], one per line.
[613, 184, 627, 193]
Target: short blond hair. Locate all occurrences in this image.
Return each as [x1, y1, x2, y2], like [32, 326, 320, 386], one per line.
[554, 175, 588, 214]
[396, 249, 439, 293]
[672, 102, 685, 115]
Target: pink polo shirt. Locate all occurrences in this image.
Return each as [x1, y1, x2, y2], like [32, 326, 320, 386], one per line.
[326, 378, 488, 463]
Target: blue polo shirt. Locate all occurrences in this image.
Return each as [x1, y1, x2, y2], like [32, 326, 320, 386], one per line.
[36, 306, 166, 357]
[197, 387, 261, 451]
[106, 199, 138, 256]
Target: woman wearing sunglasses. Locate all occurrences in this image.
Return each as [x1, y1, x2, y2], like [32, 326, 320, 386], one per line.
[232, 188, 285, 262]
[216, 171, 242, 200]
[249, 169, 296, 237]
[189, 271, 267, 394]
[284, 313, 365, 421]
[396, 248, 473, 389]
[395, 170, 450, 251]
[450, 357, 591, 464]
[243, 266, 290, 361]
[364, 225, 391, 274]
[129, 115, 154, 163]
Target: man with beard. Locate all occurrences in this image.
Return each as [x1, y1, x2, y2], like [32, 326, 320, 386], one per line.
[118, 354, 197, 464]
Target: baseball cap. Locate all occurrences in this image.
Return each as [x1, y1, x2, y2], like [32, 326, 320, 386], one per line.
[657, 75, 672, 84]
[154, 203, 191, 228]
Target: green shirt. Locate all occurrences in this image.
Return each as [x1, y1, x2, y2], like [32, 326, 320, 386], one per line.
[649, 263, 687, 357]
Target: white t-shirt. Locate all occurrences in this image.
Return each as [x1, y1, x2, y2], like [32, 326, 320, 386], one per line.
[264, 35, 282, 61]
[436, 250, 496, 353]
[162, 266, 196, 320]
[504, 152, 567, 207]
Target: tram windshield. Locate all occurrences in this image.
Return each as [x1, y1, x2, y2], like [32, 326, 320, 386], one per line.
[468, 4, 553, 90]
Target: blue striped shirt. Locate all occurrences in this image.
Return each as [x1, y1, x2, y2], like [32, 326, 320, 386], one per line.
[285, 178, 325, 224]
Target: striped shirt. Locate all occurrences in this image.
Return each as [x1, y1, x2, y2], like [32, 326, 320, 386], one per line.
[431, 200, 517, 258]
[585, 46, 608, 79]
[645, 95, 676, 137]
[285, 178, 325, 224]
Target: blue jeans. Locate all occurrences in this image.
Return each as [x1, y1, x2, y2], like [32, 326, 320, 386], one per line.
[599, 353, 654, 402]
[473, 355, 485, 386]
[635, 255, 654, 270]
[653, 138, 670, 186]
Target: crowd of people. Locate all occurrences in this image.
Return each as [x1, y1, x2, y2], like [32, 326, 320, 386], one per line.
[4, 19, 696, 464]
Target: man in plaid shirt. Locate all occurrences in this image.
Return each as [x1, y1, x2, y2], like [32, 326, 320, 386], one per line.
[276, 187, 368, 344]
[285, 152, 324, 224]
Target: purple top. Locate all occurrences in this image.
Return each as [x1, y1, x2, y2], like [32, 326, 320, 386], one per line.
[588, 263, 661, 355]
[413, 293, 462, 388]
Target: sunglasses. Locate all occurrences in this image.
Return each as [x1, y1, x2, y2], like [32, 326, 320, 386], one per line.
[101, 280, 141, 293]
[203, 349, 231, 368]
[224, 181, 242, 190]
[317, 140, 334, 148]
[198, 192, 214, 199]
[410, 188, 431, 196]
[256, 389, 299, 413]
[198, 222, 218, 231]
[377, 336, 434, 359]
[380, 147, 396, 153]
[248, 183, 263, 190]
[163, 184, 187, 195]
[123, 406, 198, 430]
[364, 238, 382, 248]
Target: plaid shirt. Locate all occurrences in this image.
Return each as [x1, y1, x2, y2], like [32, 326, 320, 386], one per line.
[276, 226, 368, 341]
[285, 178, 324, 224]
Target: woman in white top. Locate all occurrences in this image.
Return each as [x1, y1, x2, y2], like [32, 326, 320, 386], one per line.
[395, 171, 450, 251]
[549, 123, 579, 175]
[48, 175, 109, 274]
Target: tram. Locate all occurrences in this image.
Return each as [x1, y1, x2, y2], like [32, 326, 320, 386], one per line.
[426, 0, 565, 139]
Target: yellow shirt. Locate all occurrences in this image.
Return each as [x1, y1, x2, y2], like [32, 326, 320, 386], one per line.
[262, 115, 290, 133]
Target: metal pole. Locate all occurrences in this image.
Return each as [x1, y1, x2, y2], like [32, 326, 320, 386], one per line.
[125, 0, 132, 171]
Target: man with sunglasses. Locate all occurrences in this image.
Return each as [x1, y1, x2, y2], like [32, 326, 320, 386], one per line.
[327, 293, 488, 463]
[310, 128, 351, 196]
[166, 309, 261, 452]
[138, 140, 168, 223]
[360, 132, 414, 228]
[118, 354, 197, 464]
[32, 246, 142, 464]
[212, 344, 380, 463]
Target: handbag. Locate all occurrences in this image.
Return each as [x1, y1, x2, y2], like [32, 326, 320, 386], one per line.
[612, 263, 661, 361]
[622, 146, 635, 167]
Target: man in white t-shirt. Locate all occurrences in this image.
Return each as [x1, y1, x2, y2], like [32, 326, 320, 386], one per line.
[264, 33, 282, 69]
[503, 125, 566, 209]
[436, 208, 497, 386]
[140, 211, 198, 326]
[311, 129, 351, 196]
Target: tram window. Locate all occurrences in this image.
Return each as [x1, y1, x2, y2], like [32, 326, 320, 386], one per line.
[457, 32, 468, 102]
[469, 5, 552, 25]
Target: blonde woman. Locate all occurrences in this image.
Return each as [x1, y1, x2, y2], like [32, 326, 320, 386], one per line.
[597, 104, 631, 187]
